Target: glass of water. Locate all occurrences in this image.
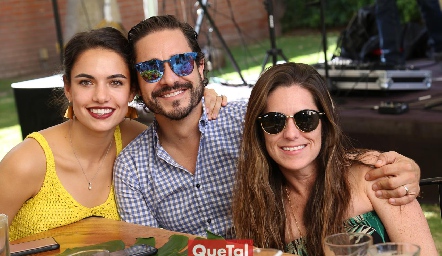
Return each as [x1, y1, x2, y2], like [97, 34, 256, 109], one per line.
[0, 214, 9, 256]
[324, 232, 373, 256]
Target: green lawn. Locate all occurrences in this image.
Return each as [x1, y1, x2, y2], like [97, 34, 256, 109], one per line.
[0, 78, 22, 159]
[0, 31, 440, 252]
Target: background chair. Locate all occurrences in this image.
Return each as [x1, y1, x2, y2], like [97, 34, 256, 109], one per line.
[419, 177, 442, 218]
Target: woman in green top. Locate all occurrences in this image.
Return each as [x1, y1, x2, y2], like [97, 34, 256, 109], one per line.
[232, 62, 437, 255]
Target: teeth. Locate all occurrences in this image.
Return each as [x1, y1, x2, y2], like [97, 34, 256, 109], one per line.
[90, 109, 112, 115]
[282, 145, 305, 151]
[163, 90, 184, 98]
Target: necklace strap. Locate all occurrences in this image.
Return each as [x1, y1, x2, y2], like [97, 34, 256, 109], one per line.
[285, 186, 304, 239]
[69, 124, 113, 190]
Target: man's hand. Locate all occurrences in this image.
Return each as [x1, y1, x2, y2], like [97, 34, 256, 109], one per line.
[365, 151, 420, 206]
[203, 88, 227, 120]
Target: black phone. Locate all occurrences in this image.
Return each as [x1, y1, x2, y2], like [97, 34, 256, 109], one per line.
[10, 237, 60, 256]
[110, 244, 158, 256]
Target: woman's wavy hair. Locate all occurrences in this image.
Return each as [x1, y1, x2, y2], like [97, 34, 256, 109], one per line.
[232, 62, 353, 255]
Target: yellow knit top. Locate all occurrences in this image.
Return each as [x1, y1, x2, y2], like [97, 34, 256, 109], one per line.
[9, 126, 123, 241]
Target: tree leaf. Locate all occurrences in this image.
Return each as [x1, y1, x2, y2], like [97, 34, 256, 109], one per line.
[157, 234, 189, 256]
[206, 230, 225, 240]
[135, 237, 155, 247]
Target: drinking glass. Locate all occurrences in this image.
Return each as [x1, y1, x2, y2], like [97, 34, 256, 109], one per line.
[324, 232, 373, 256]
[67, 249, 110, 256]
[367, 242, 420, 256]
[0, 214, 9, 256]
[253, 248, 284, 256]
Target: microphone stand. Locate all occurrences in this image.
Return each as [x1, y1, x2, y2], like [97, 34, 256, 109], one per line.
[196, 0, 248, 86]
[260, 0, 288, 74]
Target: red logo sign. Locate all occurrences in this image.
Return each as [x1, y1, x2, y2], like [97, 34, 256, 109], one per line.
[188, 239, 254, 256]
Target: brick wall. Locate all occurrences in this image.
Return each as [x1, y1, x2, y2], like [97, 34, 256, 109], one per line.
[0, 0, 271, 79]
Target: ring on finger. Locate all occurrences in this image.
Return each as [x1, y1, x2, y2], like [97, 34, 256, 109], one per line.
[403, 185, 410, 196]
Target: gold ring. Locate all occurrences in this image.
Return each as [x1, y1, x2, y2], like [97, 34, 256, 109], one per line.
[403, 185, 410, 195]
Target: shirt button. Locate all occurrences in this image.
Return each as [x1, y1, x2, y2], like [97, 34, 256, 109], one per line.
[207, 218, 211, 224]
[196, 184, 200, 188]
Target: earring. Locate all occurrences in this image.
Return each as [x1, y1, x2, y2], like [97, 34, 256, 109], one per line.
[125, 106, 139, 119]
[64, 102, 74, 119]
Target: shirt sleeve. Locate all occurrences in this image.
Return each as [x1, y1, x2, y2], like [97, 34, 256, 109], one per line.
[113, 155, 158, 227]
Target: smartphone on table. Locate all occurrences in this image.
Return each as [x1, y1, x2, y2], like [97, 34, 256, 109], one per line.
[10, 237, 60, 256]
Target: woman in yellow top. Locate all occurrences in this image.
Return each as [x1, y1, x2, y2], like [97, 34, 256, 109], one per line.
[0, 27, 226, 241]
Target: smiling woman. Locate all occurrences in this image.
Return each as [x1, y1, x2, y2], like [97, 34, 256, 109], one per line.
[0, 27, 144, 241]
[0, 26, 226, 242]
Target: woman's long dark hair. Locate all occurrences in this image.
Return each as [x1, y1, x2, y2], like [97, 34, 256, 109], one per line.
[232, 63, 354, 255]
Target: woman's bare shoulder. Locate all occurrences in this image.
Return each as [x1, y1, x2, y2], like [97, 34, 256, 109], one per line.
[0, 135, 47, 182]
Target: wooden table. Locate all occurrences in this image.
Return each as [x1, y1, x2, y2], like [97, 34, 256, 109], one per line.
[10, 217, 290, 255]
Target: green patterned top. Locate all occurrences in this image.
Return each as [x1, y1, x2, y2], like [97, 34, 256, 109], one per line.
[284, 211, 389, 255]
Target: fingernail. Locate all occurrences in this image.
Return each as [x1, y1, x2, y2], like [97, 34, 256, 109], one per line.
[389, 198, 396, 205]
[375, 190, 382, 197]
[365, 173, 370, 180]
[376, 159, 382, 165]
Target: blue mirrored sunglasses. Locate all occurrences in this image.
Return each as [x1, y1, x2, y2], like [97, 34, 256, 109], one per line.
[135, 52, 198, 83]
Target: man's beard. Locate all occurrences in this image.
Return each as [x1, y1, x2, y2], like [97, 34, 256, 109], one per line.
[143, 77, 204, 121]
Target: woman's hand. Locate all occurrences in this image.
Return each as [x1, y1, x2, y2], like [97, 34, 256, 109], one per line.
[365, 151, 420, 206]
[203, 88, 227, 120]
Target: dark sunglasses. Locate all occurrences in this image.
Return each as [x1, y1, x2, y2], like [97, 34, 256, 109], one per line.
[257, 109, 325, 134]
[135, 52, 198, 83]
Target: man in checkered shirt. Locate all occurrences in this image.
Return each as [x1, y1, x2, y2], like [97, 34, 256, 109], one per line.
[114, 15, 421, 238]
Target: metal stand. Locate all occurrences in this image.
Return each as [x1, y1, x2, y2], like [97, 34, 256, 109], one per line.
[195, 0, 214, 71]
[308, 0, 334, 91]
[261, 0, 288, 73]
[195, 0, 248, 85]
[318, 0, 333, 91]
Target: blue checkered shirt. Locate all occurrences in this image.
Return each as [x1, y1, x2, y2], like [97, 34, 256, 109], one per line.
[113, 98, 247, 238]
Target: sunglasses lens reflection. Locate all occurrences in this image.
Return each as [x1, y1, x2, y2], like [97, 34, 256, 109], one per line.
[136, 52, 197, 83]
[138, 59, 163, 83]
[170, 53, 195, 77]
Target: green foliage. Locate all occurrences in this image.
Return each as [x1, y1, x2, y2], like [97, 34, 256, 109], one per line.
[206, 230, 225, 240]
[280, 0, 372, 31]
[421, 204, 442, 253]
[397, 0, 421, 23]
[0, 79, 19, 128]
[156, 234, 189, 256]
[280, 0, 421, 32]
[135, 237, 156, 247]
